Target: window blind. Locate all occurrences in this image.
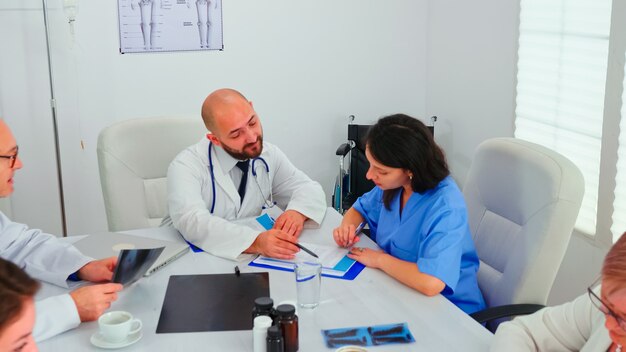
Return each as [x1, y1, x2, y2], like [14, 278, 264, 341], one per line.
[515, 0, 612, 236]
[611, 68, 626, 241]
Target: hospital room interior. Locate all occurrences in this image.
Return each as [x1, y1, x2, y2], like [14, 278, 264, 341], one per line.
[1, 0, 625, 349]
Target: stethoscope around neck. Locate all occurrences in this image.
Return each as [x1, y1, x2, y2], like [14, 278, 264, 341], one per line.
[207, 142, 275, 213]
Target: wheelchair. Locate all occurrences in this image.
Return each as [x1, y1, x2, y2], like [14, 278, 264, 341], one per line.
[332, 115, 437, 214]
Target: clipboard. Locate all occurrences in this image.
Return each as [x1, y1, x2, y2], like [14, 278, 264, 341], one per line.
[248, 213, 366, 280]
[248, 258, 365, 281]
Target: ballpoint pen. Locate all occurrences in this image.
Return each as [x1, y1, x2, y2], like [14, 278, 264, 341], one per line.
[347, 221, 367, 246]
[354, 221, 367, 237]
[290, 241, 319, 258]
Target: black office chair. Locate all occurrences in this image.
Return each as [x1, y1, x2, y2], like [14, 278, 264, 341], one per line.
[332, 115, 436, 215]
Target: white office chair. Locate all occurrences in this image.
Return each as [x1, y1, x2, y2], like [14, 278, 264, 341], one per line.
[97, 117, 205, 231]
[463, 138, 584, 330]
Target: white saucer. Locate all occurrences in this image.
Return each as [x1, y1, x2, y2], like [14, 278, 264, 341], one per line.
[90, 331, 142, 349]
[335, 346, 368, 352]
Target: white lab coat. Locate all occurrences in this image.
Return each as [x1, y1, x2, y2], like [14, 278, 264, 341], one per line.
[491, 287, 612, 352]
[163, 138, 326, 261]
[0, 211, 91, 342]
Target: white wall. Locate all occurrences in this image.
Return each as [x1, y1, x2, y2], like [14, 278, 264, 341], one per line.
[1, 0, 428, 235]
[549, 234, 608, 304]
[425, 0, 519, 184]
[0, 0, 65, 233]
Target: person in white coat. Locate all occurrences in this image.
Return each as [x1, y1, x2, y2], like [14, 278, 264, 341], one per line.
[163, 88, 326, 261]
[0, 119, 123, 341]
[491, 232, 626, 352]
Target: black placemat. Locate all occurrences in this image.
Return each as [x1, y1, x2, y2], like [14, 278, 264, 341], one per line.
[156, 272, 270, 333]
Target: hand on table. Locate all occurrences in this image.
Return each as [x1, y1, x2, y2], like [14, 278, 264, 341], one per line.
[273, 210, 306, 237]
[347, 247, 386, 269]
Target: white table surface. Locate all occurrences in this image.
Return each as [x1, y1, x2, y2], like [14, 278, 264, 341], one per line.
[38, 208, 492, 351]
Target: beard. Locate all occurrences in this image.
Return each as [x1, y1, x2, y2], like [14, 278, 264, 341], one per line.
[221, 135, 263, 160]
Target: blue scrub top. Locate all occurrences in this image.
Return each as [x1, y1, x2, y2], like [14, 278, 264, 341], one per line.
[353, 176, 486, 314]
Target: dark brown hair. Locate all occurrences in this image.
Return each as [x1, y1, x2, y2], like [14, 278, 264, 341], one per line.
[365, 114, 449, 209]
[0, 258, 39, 334]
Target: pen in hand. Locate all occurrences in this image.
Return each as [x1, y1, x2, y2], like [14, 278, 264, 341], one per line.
[354, 221, 366, 236]
[347, 222, 366, 247]
[272, 230, 319, 258]
[288, 241, 319, 258]
[275, 233, 319, 258]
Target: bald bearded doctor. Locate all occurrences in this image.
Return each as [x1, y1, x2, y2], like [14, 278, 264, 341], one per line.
[162, 89, 326, 261]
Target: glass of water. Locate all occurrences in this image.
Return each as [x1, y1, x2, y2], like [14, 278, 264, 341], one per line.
[295, 260, 322, 309]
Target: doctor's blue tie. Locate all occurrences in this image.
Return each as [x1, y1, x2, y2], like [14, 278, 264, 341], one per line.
[236, 160, 249, 204]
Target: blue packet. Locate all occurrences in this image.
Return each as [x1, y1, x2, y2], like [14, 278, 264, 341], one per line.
[255, 213, 275, 230]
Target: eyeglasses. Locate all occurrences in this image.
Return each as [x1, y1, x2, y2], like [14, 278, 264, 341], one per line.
[588, 278, 626, 331]
[0, 146, 18, 168]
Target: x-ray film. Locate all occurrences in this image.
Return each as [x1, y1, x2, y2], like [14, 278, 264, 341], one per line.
[321, 322, 415, 348]
[112, 247, 165, 285]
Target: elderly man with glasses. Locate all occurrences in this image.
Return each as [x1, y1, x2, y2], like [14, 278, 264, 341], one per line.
[0, 145, 18, 168]
[491, 232, 626, 352]
[0, 119, 123, 342]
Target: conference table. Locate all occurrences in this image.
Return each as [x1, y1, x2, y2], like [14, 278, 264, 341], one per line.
[38, 208, 493, 351]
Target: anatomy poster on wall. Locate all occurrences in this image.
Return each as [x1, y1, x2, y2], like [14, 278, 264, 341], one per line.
[118, 0, 223, 53]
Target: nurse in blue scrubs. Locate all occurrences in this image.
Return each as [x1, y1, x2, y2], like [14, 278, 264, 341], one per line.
[333, 114, 485, 314]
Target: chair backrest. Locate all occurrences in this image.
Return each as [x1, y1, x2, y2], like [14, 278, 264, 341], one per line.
[463, 138, 584, 309]
[97, 117, 205, 231]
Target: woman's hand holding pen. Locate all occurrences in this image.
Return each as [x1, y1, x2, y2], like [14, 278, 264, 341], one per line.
[333, 223, 362, 248]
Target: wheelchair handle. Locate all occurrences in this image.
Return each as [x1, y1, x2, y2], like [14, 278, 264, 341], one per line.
[336, 143, 351, 156]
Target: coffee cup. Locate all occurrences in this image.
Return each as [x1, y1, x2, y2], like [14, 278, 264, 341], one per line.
[98, 311, 142, 343]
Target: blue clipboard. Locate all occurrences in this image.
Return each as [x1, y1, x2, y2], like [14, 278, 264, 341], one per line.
[249, 213, 365, 280]
[248, 257, 365, 281]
